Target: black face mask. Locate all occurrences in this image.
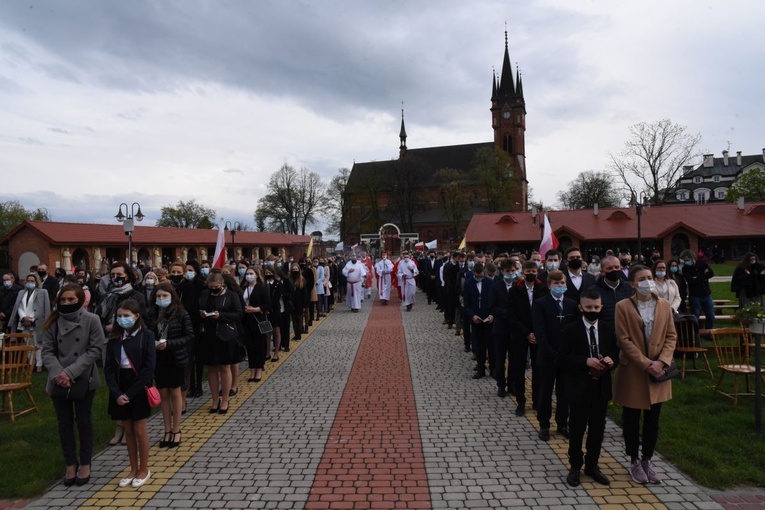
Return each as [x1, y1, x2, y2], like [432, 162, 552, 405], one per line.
[37, 271, 47, 278]
[169, 274, 183, 284]
[620, 259, 629, 267]
[524, 273, 537, 283]
[209, 287, 223, 295]
[291, 270, 300, 275]
[582, 310, 600, 322]
[58, 301, 82, 315]
[112, 276, 126, 287]
[265, 275, 274, 280]
[567, 259, 583, 270]
[605, 270, 621, 282]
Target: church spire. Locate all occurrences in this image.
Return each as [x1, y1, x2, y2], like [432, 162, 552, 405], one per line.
[497, 28, 515, 100]
[399, 104, 407, 158]
[516, 66, 524, 99]
[491, 69, 497, 103]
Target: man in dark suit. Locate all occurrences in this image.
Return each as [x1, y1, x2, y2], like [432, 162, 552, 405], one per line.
[464, 263, 494, 379]
[490, 261, 516, 397]
[37, 264, 59, 305]
[562, 246, 595, 302]
[442, 253, 461, 330]
[532, 270, 579, 441]
[557, 288, 618, 487]
[508, 260, 548, 416]
[421, 251, 439, 305]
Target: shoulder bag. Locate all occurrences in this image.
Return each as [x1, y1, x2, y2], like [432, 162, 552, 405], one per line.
[630, 299, 679, 383]
[126, 334, 161, 408]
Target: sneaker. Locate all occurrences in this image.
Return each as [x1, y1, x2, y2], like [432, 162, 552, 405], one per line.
[629, 459, 649, 484]
[641, 459, 662, 484]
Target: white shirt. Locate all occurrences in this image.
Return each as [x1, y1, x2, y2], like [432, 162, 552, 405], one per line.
[568, 271, 582, 290]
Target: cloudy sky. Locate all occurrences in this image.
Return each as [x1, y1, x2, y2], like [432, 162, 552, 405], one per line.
[1, 0, 763, 232]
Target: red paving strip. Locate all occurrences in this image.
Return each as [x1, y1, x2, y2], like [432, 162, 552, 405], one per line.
[306, 297, 431, 510]
[0, 501, 32, 510]
[713, 494, 765, 509]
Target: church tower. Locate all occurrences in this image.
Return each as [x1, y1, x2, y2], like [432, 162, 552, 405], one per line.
[491, 30, 527, 210]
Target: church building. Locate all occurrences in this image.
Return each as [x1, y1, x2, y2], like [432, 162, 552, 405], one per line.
[343, 33, 528, 249]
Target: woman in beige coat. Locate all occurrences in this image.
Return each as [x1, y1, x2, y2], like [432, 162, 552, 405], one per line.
[614, 265, 677, 486]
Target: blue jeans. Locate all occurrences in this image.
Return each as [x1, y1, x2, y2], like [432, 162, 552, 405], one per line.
[690, 295, 715, 330]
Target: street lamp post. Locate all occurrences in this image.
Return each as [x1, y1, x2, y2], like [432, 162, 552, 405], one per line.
[225, 221, 242, 261]
[634, 192, 648, 262]
[115, 202, 145, 266]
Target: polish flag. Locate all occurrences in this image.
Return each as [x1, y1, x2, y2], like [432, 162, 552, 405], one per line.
[211, 218, 227, 268]
[539, 213, 559, 255]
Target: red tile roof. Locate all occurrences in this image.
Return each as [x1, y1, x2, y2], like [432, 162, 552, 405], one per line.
[465, 202, 765, 244]
[0, 220, 311, 246]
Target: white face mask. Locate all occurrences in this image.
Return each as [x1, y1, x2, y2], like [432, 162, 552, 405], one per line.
[637, 280, 656, 296]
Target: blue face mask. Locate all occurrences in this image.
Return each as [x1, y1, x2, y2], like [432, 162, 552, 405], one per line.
[670, 266, 679, 273]
[514, 270, 522, 279]
[185, 271, 195, 280]
[655, 271, 666, 278]
[116, 316, 136, 329]
[238, 268, 246, 276]
[467, 261, 475, 270]
[684, 260, 693, 266]
[156, 298, 171, 308]
[503, 273, 514, 283]
[201, 267, 210, 276]
[550, 286, 566, 297]
[25, 282, 36, 290]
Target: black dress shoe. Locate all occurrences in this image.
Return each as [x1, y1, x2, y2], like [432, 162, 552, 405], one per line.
[566, 469, 581, 487]
[538, 428, 550, 441]
[515, 405, 525, 417]
[585, 465, 610, 485]
[471, 370, 485, 379]
[63, 474, 76, 487]
[497, 387, 507, 398]
[557, 426, 571, 439]
[193, 387, 203, 398]
[463, 346, 471, 353]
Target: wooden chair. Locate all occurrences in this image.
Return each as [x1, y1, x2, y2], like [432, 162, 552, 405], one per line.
[709, 328, 764, 405]
[674, 314, 713, 381]
[0, 333, 39, 422]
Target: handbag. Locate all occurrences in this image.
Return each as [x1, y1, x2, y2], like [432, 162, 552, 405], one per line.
[216, 321, 239, 342]
[50, 365, 94, 401]
[126, 336, 161, 408]
[631, 299, 680, 383]
[257, 317, 273, 335]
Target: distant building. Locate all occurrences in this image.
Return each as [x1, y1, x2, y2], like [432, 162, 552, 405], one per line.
[666, 149, 765, 204]
[464, 201, 765, 262]
[344, 32, 528, 249]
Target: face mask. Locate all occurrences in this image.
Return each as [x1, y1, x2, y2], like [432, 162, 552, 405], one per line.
[604, 270, 621, 282]
[209, 287, 223, 295]
[669, 266, 679, 273]
[169, 274, 183, 283]
[514, 270, 521, 279]
[546, 261, 559, 271]
[524, 273, 536, 283]
[467, 261, 475, 270]
[25, 282, 36, 290]
[185, 271, 195, 280]
[459, 262, 465, 268]
[383, 255, 388, 259]
[156, 298, 171, 308]
[58, 301, 82, 315]
[620, 259, 630, 267]
[535, 261, 542, 269]
[351, 259, 357, 264]
[238, 268, 246, 276]
[502, 273, 514, 283]
[567, 259, 582, 270]
[474, 276, 484, 282]
[267, 261, 274, 267]
[116, 316, 136, 329]
[313, 263, 319, 267]
[112, 276, 126, 287]
[582, 310, 600, 322]
[3, 280, 11, 288]
[750, 259, 757, 265]
[291, 270, 300, 275]
[637, 280, 656, 296]
[37, 271, 47, 278]
[684, 260, 693, 266]
[289, 258, 294, 262]
[265, 274, 274, 280]
[245, 274, 256, 283]
[201, 267, 210, 276]
[429, 255, 434, 259]
[655, 271, 666, 278]
[550, 286, 566, 297]
[144, 278, 155, 286]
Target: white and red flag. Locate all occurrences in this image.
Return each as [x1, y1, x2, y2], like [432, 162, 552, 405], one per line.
[539, 213, 559, 255]
[211, 218, 227, 268]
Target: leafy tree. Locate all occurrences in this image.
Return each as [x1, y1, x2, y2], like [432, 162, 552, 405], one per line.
[0, 200, 51, 237]
[727, 168, 765, 202]
[610, 119, 701, 205]
[326, 167, 351, 239]
[156, 199, 216, 228]
[472, 147, 515, 212]
[436, 168, 469, 240]
[254, 164, 327, 235]
[557, 171, 622, 209]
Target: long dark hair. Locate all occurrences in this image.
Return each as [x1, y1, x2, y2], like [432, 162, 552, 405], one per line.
[151, 282, 182, 323]
[43, 284, 85, 331]
[109, 298, 144, 340]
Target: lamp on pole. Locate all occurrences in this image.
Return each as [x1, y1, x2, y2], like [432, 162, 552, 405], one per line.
[634, 191, 649, 262]
[115, 202, 145, 266]
[225, 221, 242, 261]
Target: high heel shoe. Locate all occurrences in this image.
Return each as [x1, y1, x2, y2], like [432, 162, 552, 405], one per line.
[168, 430, 182, 448]
[159, 431, 172, 448]
[75, 465, 91, 486]
[63, 464, 78, 487]
[209, 402, 220, 414]
[218, 403, 229, 414]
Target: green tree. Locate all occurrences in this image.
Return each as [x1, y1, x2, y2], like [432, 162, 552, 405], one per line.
[435, 168, 469, 240]
[156, 199, 216, 228]
[557, 171, 622, 209]
[0, 200, 51, 237]
[472, 147, 514, 212]
[610, 119, 701, 205]
[727, 168, 765, 202]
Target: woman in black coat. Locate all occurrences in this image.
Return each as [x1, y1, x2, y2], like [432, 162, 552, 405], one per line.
[731, 252, 765, 307]
[276, 267, 294, 352]
[176, 261, 206, 399]
[242, 266, 271, 382]
[147, 283, 193, 448]
[263, 265, 284, 361]
[289, 263, 307, 341]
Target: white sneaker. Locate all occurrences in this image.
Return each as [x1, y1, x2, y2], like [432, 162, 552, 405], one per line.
[629, 460, 648, 484]
[132, 470, 151, 488]
[118, 477, 134, 488]
[641, 460, 662, 484]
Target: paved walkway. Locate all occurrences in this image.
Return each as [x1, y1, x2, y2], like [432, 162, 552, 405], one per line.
[12, 290, 764, 509]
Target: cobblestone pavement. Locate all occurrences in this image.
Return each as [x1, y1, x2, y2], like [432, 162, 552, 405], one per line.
[14, 289, 765, 509]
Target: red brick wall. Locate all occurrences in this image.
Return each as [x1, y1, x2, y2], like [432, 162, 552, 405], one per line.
[8, 227, 54, 276]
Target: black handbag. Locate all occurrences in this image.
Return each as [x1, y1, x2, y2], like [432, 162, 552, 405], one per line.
[631, 299, 680, 383]
[51, 365, 94, 401]
[216, 321, 238, 342]
[257, 317, 273, 335]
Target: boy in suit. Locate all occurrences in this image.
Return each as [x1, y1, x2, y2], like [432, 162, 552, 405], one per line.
[464, 263, 494, 378]
[532, 270, 579, 441]
[557, 288, 618, 487]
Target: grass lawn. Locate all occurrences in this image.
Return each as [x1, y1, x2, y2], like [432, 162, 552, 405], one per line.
[710, 263, 736, 277]
[0, 369, 117, 499]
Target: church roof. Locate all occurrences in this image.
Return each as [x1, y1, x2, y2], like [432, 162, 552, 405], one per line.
[346, 141, 494, 193]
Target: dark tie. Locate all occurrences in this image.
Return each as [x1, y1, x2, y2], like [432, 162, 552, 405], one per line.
[556, 299, 563, 315]
[589, 325, 599, 358]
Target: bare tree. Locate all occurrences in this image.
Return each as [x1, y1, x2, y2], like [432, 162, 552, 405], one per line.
[609, 119, 701, 205]
[326, 167, 351, 239]
[435, 168, 469, 240]
[254, 164, 326, 235]
[388, 157, 425, 232]
[557, 171, 622, 209]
